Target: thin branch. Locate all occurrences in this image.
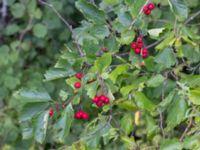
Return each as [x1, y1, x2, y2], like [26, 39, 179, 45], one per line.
[184, 10, 200, 25]
[146, 38, 164, 49]
[180, 117, 193, 141]
[159, 111, 165, 138]
[1, 0, 7, 20]
[19, 17, 33, 41]
[38, 0, 85, 57]
[129, 0, 150, 29]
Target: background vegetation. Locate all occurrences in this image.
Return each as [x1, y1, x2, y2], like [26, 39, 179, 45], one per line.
[0, 0, 200, 150]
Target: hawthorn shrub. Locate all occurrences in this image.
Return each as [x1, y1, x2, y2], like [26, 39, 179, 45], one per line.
[13, 0, 200, 149]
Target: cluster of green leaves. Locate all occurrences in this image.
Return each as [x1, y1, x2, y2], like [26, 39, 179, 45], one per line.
[9, 0, 200, 149]
[0, 0, 82, 149]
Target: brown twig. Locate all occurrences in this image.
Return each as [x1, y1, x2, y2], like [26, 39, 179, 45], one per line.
[184, 10, 200, 25]
[38, 0, 85, 57]
[179, 117, 193, 141]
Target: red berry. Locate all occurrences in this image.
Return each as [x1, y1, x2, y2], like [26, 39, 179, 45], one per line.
[148, 3, 155, 10]
[144, 10, 151, 15]
[96, 100, 103, 107]
[137, 37, 143, 43]
[142, 48, 149, 58]
[49, 108, 54, 117]
[137, 42, 143, 49]
[101, 47, 108, 52]
[134, 48, 141, 54]
[103, 97, 110, 104]
[131, 42, 137, 50]
[74, 111, 82, 119]
[143, 5, 148, 12]
[75, 72, 83, 80]
[74, 82, 81, 89]
[82, 112, 89, 120]
[99, 95, 106, 102]
[93, 96, 99, 103]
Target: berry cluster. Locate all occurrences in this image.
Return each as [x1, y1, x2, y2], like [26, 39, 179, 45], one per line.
[74, 111, 89, 120]
[74, 72, 83, 89]
[131, 36, 149, 58]
[143, 3, 155, 15]
[93, 95, 110, 107]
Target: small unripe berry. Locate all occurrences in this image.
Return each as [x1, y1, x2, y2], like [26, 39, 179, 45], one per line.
[75, 72, 83, 80]
[134, 48, 141, 54]
[131, 42, 137, 49]
[74, 82, 81, 89]
[148, 3, 155, 10]
[49, 108, 54, 117]
[101, 47, 108, 52]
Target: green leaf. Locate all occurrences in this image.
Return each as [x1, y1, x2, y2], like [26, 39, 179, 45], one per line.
[180, 75, 200, 88]
[168, 0, 188, 21]
[160, 138, 182, 150]
[109, 64, 129, 83]
[75, 0, 106, 23]
[156, 33, 175, 50]
[11, 3, 25, 18]
[85, 81, 99, 98]
[33, 24, 48, 38]
[115, 100, 137, 111]
[189, 88, 200, 105]
[146, 74, 165, 88]
[148, 28, 165, 38]
[5, 24, 20, 35]
[117, 30, 135, 45]
[19, 102, 49, 122]
[44, 68, 75, 81]
[166, 95, 187, 130]
[0, 45, 10, 65]
[34, 111, 49, 144]
[134, 92, 156, 112]
[54, 104, 74, 143]
[130, 0, 146, 17]
[94, 53, 112, 73]
[158, 90, 176, 112]
[155, 48, 176, 68]
[22, 127, 33, 140]
[16, 89, 51, 103]
[121, 113, 134, 135]
[145, 114, 159, 138]
[90, 24, 110, 39]
[120, 85, 135, 97]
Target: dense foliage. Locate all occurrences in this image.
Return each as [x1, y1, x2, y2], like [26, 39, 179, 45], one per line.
[1, 0, 200, 149]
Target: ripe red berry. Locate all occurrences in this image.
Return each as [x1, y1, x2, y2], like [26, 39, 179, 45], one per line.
[143, 5, 148, 12]
[75, 72, 83, 80]
[82, 112, 89, 120]
[103, 97, 110, 104]
[49, 108, 54, 117]
[131, 42, 137, 50]
[137, 42, 143, 49]
[144, 9, 151, 15]
[74, 111, 82, 119]
[99, 95, 106, 101]
[137, 37, 143, 43]
[134, 48, 141, 54]
[142, 48, 149, 58]
[74, 82, 81, 89]
[96, 100, 103, 107]
[148, 3, 155, 10]
[101, 47, 108, 52]
[93, 96, 99, 103]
